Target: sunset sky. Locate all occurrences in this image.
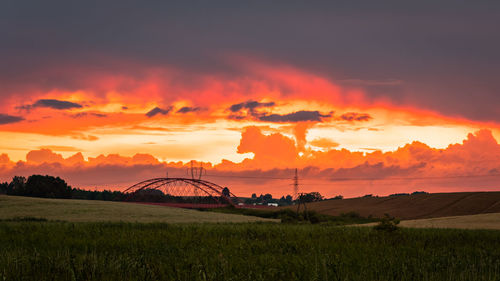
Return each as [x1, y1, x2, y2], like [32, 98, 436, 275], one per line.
[1, 1, 499, 197]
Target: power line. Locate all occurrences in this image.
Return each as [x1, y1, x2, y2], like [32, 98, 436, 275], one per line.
[204, 174, 290, 180]
[204, 172, 500, 182]
[293, 168, 299, 200]
[305, 173, 500, 182]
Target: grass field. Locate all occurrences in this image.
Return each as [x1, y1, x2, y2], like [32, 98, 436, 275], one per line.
[293, 192, 500, 219]
[398, 213, 500, 230]
[0, 195, 277, 223]
[1, 222, 500, 281]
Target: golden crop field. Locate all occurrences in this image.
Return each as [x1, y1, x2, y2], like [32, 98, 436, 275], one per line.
[294, 192, 500, 220]
[0, 195, 278, 223]
[398, 213, 500, 230]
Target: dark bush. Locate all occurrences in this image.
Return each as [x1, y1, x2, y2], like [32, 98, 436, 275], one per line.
[374, 214, 400, 232]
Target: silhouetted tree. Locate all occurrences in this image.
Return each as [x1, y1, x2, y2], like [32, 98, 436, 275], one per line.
[278, 195, 294, 206]
[299, 192, 324, 203]
[129, 188, 166, 202]
[24, 175, 72, 198]
[262, 193, 273, 201]
[8, 176, 27, 195]
[0, 182, 8, 194]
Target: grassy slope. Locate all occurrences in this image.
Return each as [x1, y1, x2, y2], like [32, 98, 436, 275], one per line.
[357, 213, 500, 230]
[292, 192, 500, 219]
[0, 195, 278, 223]
[398, 213, 500, 230]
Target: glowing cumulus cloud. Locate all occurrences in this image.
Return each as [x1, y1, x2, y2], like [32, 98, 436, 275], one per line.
[0, 59, 499, 197]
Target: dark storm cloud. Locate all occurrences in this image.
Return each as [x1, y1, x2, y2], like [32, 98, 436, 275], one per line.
[227, 99, 327, 122]
[339, 112, 372, 122]
[19, 99, 83, 111]
[259, 111, 331, 123]
[70, 112, 107, 118]
[146, 106, 172, 118]
[229, 101, 276, 113]
[35, 99, 82, 110]
[0, 114, 24, 125]
[1, 1, 500, 122]
[176, 106, 201, 114]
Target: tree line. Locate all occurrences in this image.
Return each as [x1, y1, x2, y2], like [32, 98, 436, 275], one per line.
[0, 175, 127, 201]
[0, 175, 252, 204]
[0, 174, 337, 205]
[243, 192, 329, 206]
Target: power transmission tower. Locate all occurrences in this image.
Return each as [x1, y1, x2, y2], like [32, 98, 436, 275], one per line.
[293, 168, 299, 200]
[296, 193, 309, 221]
[188, 160, 205, 180]
[293, 169, 309, 221]
[188, 160, 205, 198]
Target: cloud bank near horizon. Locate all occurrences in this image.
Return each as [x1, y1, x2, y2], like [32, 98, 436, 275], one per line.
[0, 129, 498, 197]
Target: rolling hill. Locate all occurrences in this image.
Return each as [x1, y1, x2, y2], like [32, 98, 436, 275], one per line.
[0, 195, 278, 223]
[295, 192, 500, 220]
[398, 213, 500, 230]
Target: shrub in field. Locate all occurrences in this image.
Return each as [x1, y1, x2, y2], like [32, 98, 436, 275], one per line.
[374, 213, 400, 232]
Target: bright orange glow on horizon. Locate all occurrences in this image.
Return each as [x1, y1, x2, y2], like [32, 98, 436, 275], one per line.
[0, 61, 499, 197]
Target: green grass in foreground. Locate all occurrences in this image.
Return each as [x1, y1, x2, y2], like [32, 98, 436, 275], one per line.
[0, 195, 277, 223]
[1, 222, 500, 281]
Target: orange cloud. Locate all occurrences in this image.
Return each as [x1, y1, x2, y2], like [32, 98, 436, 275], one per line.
[0, 59, 499, 197]
[26, 149, 65, 164]
[309, 138, 340, 149]
[293, 122, 315, 152]
[3, 60, 496, 137]
[1, 128, 497, 198]
[234, 126, 298, 170]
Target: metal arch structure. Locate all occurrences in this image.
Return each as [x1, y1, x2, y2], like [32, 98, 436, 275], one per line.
[123, 177, 238, 206]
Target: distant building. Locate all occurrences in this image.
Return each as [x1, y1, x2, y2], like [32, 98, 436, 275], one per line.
[267, 203, 278, 207]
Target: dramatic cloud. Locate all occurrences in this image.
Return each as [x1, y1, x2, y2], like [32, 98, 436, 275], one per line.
[339, 112, 372, 122]
[0, 1, 499, 198]
[0, 129, 498, 197]
[26, 99, 83, 110]
[227, 100, 333, 124]
[0, 114, 24, 125]
[0, 154, 10, 164]
[218, 128, 500, 174]
[1, 2, 499, 122]
[309, 138, 340, 149]
[146, 106, 172, 118]
[71, 135, 99, 141]
[229, 101, 276, 113]
[26, 149, 65, 164]
[235, 126, 298, 169]
[258, 111, 331, 123]
[176, 106, 201, 114]
[71, 112, 107, 118]
[293, 122, 314, 152]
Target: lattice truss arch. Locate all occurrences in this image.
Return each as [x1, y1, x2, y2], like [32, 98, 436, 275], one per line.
[123, 177, 237, 205]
